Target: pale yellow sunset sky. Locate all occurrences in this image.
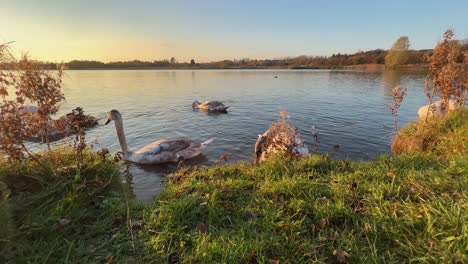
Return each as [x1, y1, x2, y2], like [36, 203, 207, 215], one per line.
[1, 0, 467, 62]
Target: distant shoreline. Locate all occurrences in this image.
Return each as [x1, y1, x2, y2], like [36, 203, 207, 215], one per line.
[63, 64, 430, 71]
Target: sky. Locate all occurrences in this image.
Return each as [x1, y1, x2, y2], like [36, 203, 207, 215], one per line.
[0, 0, 467, 62]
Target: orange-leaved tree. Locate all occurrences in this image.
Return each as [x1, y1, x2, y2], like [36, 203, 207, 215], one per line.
[0, 43, 64, 160]
[428, 29, 467, 110]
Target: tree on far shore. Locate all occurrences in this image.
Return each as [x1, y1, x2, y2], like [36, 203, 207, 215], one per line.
[385, 36, 410, 69]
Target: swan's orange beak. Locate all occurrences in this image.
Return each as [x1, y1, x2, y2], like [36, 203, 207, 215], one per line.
[105, 119, 111, 125]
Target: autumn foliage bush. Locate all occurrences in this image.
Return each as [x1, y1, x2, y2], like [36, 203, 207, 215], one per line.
[0, 43, 64, 160]
[427, 30, 467, 110]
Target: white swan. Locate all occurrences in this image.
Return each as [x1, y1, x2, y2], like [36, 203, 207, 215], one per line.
[192, 100, 229, 112]
[105, 110, 214, 164]
[418, 99, 459, 119]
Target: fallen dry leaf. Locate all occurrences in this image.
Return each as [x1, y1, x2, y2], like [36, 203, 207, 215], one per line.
[168, 252, 180, 264]
[244, 211, 255, 220]
[386, 172, 396, 180]
[106, 256, 113, 264]
[197, 223, 208, 234]
[319, 218, 327, 228]
[58, 218, 71, 227]
[248, 255, 258, 264]
[333, 248, 350, 263]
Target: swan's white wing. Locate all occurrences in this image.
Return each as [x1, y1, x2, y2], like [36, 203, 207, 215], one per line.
[134, 138, 192, 155]
[128, 139, 194, 164]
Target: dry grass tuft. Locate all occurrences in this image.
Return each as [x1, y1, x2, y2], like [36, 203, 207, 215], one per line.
[255, 111, 307, 163]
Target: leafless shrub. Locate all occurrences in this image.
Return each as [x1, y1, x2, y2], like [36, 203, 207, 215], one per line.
[388, 86, 407, 133]
[0, 43, 14, 65]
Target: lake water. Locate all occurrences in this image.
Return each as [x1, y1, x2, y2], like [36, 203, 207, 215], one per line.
[37, 69, 428, 200]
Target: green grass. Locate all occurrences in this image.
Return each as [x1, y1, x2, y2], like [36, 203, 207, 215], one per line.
[1, 109, 467, 263]
[142, 154, 467, 263]
[0, 148, 145, 264]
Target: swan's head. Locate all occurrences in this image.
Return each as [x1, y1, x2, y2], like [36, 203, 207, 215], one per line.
[105, 109, 122, 125]
[192, 101, 201, 108]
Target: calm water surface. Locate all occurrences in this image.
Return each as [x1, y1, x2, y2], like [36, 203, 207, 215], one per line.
[37, 70, 427, 200]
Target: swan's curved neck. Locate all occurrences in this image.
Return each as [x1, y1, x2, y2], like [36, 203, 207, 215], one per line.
[114, 118, 129, 155]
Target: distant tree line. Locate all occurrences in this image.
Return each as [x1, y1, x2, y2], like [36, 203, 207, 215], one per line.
[1, 42, 466, 70]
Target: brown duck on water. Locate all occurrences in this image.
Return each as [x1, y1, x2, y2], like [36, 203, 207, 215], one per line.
[192, 100, 229, 112]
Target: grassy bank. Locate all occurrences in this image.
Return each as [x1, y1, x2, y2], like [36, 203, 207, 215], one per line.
[143, 154, 467, 263]
[392, 109, 467, 159]
[0, 148, 144, 263]
[1, 110, 467, 263]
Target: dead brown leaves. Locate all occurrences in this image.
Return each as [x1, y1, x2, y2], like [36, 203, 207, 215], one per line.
[196, 223, 208, 234]
[333, 248, 351, 263]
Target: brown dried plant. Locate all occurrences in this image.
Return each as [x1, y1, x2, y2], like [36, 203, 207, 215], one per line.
[67, 107, 88, 165]
[265, 111, 302, 154]
[428, 29, 467, 110]
[0, 43, 64, 160]
[52, 109, 97, 138]
[311, 125, 319, 153]
[216, 153, 230, 164]
[388, 86, 407, 133]
[255, 111, 306, 164]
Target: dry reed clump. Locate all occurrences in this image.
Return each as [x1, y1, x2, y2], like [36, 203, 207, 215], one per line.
[255, 111, 307, 163]
[391, 133, 424, 155]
